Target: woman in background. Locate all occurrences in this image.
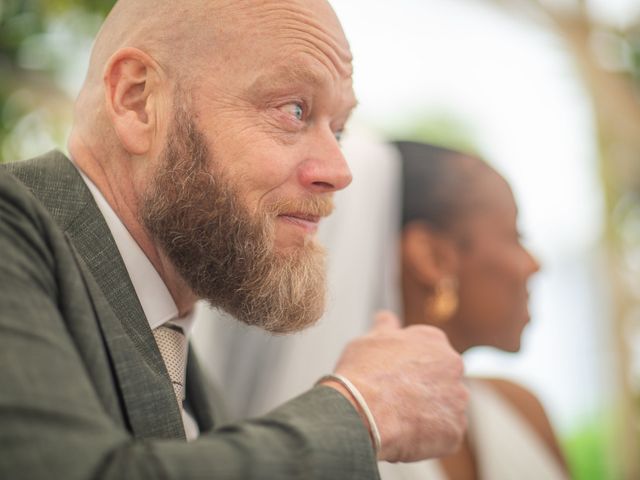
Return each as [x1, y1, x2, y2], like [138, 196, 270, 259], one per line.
[378, 141, 568, 480]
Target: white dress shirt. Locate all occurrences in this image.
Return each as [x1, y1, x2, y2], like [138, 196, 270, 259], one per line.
[76, 166, 200, 441]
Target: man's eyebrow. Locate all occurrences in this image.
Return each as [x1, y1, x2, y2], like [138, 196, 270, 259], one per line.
[247, 65, 358, 115]
[248, 65, 327, 96]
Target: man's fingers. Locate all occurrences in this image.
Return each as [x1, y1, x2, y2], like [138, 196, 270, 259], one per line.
[335, 312, 470, 462]
[372, 310, 402, 332]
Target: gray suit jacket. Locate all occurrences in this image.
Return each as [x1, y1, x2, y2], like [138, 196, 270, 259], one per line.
[0, 151, 379, 479]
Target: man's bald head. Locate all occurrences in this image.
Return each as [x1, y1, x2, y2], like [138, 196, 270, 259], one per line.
[72, 0, 352, 156]
[75, 0, 222, 135]
[85, 1, 216, 86]
[79, 0, 350, 97]
[89, 0, 348, 73]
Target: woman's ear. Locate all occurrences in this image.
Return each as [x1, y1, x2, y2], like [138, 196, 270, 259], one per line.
[401, 221, 459, 287]
[103, 47, 163, 155]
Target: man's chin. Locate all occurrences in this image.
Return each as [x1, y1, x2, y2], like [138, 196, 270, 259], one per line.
[273, 236, 324, 259]
[221, 297, 326, 335]
[273, 231, 320, 251]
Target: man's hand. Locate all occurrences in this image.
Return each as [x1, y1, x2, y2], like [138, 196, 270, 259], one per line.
[322, 310, 468, 462]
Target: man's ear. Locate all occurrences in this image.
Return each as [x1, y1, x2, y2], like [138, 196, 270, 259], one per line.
[103, 47, 163, 155]
[401, 221, 459, 287]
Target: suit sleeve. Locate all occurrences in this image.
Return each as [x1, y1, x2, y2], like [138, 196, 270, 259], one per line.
[0, 171, 380, 480]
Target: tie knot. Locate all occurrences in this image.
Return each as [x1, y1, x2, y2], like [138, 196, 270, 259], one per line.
[153, 324, 188, 404]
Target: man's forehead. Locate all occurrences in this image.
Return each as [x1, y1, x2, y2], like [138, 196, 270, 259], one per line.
[224, 0, 345, 33]
[217, 0, 352, 72]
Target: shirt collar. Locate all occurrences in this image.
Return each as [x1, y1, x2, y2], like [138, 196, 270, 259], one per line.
[75, 165, 194, 334]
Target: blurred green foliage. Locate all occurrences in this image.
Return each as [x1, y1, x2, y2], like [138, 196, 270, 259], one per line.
[563, 413, 619, 480]
[620, 28, 640, 93]
[0, 0, 114, 163]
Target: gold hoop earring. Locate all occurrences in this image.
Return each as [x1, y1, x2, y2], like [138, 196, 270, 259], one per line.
[426, 277, 459, 324]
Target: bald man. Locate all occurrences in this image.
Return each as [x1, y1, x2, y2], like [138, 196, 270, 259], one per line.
[0, 1, 468, 479]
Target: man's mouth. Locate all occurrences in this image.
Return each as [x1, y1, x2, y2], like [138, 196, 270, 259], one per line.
[277, 213, 322, 234]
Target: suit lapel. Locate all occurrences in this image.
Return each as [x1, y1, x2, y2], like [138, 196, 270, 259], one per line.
[69, 242, 186, 439]
[5, 151, 186, 440]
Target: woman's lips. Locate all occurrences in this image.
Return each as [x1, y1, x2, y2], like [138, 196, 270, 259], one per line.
[278, 213, 321, 234]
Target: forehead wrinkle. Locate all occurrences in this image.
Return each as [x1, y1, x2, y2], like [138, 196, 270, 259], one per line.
[262, 17, 352, 78]
[277, 33, 353, 79]
[226, 2, 352, 78]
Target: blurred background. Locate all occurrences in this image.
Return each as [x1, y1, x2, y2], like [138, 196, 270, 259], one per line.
[2, 0, 639, 478]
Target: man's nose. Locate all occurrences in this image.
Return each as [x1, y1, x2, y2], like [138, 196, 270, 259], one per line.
[297, 127, 352, 194]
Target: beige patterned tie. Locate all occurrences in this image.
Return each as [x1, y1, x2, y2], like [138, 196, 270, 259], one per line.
[152, 324, 188, 405]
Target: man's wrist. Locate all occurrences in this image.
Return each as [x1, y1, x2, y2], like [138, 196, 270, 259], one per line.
[316, 374, 381, 454]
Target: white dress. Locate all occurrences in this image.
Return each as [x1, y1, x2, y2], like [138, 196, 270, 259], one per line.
[378, 380, 568, 480]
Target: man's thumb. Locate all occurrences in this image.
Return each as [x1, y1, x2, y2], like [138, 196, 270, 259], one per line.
[372, 310, 402, 331]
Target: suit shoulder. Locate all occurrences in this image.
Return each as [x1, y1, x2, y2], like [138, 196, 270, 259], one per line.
[0, 160, 66, 278]
[0, 165, 48, 225]
[2, 150, 72, 183]
[2, 151, 89, 230]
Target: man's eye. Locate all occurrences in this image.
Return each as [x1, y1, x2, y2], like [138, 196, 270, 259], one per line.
[334, 130, 344, 143]
[281, 102, 304, 121]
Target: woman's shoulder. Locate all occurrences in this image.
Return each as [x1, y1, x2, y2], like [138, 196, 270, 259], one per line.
[475, 377, 568, 472]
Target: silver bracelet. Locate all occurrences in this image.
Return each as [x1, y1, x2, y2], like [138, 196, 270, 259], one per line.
[316, 373, 382, 453]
